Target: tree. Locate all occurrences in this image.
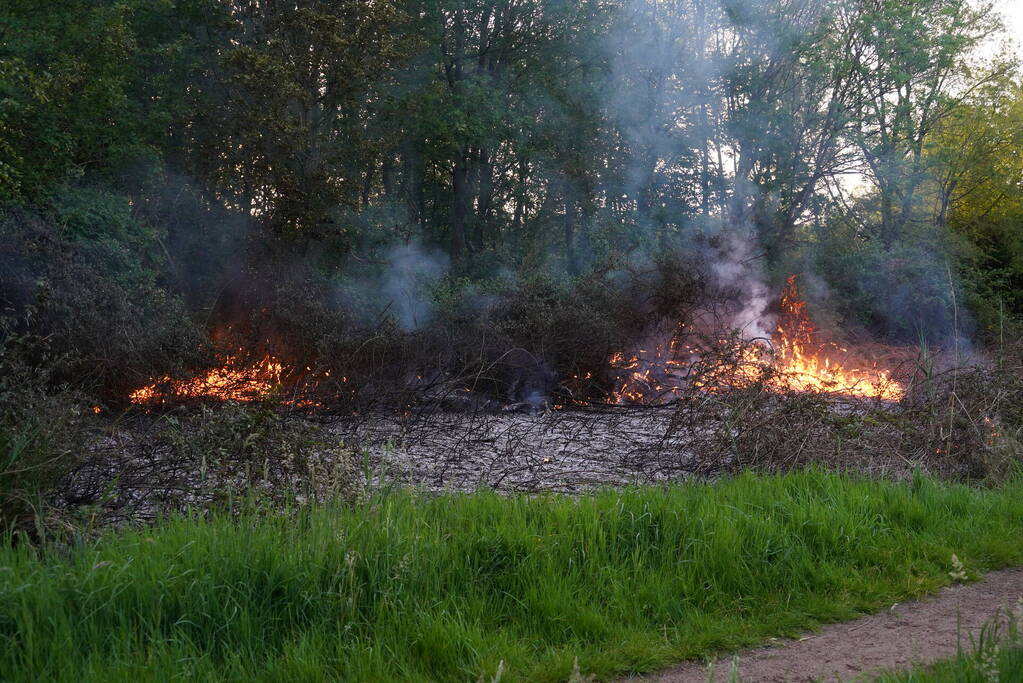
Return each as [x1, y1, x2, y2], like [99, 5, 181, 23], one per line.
[850, 0, 999, 247]
[0, 1, 139, 203]
[926, 74, 1023, 330]
[187, 0, 413, 236]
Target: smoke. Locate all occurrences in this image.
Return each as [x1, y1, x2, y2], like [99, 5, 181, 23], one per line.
[598, 0, 788, 342]
[708, 231, 775, 340]
[378, 241, 449, 331]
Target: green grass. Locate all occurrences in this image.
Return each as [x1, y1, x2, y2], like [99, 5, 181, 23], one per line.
[883, 646, 1023, 682]
[4, 471, 1023, 682]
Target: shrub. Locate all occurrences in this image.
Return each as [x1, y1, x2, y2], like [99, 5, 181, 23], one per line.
[0, 325, 87, 533]
[0, 204, 204, 400]
[62, 402, 363, 525]
[667, 353, 1023, 483]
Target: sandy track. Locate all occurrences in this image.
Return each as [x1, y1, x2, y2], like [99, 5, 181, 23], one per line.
[626, 567, 1023, 682]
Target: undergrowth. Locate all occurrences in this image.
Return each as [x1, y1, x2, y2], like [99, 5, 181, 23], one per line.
[668, 358, 1023, 482]
[3, 471, 1023, 681]
[59, 402, 363, 528]
[0, 325, 87, 533]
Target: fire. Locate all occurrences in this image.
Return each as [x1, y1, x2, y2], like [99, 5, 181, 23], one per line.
[130, 354, 286, 405]
[609, 344, 688, 404]
[609, 275, 904, 403]
[770, 275, 903, 400]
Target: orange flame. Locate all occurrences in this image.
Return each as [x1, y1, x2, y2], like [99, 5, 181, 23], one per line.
[610, 275, 904, 403]
[770, 275, 903, 400]
[129, 354, 286, 405]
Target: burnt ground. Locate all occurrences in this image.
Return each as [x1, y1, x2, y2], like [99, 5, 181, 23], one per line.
[626, 568, 1023, 682]
[60, 401, 927, 525]
[339, 406, 693, 492]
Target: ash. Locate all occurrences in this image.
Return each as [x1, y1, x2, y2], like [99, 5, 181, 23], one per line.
[338, 406, 694, 493]
[56, 406, 696, 528]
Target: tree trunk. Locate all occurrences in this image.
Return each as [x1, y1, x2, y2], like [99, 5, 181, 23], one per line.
[474, 146, 494, 250]
[382, 156, 395, 198]
[512, 157, 527, 234]
[451, 148, 470, 261]
[564, 180, 578, 275]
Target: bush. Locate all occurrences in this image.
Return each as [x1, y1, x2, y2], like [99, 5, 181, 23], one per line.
[811, 218, 967, 346]
[667, 353, 1023, 483]
[0, 204, 203, 400]
[62, 402, 363, 525]
[201, 250, 708, 411]
[0, 326, 87, 533]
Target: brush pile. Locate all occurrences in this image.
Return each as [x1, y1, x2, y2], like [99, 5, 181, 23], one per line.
[665, 340, 1023, 481]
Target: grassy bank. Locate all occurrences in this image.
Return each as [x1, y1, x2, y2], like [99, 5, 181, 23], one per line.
[3, 471, 1023, 682]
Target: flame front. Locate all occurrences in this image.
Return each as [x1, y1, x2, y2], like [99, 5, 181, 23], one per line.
[129, 277, 902, 409]
[770, 275, 903, 400]
[610, 275, 904, 403]
[130, 354, 285, 405]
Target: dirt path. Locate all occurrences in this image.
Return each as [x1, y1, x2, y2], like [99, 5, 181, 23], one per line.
[625, 567, 1023, 682]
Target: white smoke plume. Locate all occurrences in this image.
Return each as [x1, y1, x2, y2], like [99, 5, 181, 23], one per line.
[381, 241, 449, 331]
[710, 232, 775, 341]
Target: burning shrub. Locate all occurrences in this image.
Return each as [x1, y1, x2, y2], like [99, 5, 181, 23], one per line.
[111, 239, 717, 413]
[602, 272, 911, 406]
[666, 349, 1023, 483]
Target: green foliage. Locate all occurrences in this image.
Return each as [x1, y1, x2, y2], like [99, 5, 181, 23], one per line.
[4, 472, 1023, 680]
[0, 1, 140, 202]
[0, 206, 202, 398]
[811, 215, 965, 343]
[0, 326, 86, 532]
[925, 76, 1023, 338]
[192, 0, 415, 232]
[0, 0, 1020, 404]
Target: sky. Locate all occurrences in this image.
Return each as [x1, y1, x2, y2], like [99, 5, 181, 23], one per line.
[992, 0, 1023, 58]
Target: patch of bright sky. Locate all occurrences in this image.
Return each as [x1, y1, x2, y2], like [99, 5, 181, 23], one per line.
[839, 1, 1020, 196]
[987, 0, 1023, 61]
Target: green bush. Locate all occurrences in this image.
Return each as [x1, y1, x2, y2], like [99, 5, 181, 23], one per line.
[0, 326, 87, 532]
[0, 204, 203, 399]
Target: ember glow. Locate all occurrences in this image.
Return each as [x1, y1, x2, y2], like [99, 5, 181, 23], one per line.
[130, 354, 286, 405]
[610, 275, 905, 404]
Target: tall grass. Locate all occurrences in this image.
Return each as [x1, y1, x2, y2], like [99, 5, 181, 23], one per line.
[3, 471, 1023, 681]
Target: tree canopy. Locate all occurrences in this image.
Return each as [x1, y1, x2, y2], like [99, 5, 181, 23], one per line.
[1, 0, 1020, 348]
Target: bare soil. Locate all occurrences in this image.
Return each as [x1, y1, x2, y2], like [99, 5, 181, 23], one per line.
[627, 567, 1023, 682]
